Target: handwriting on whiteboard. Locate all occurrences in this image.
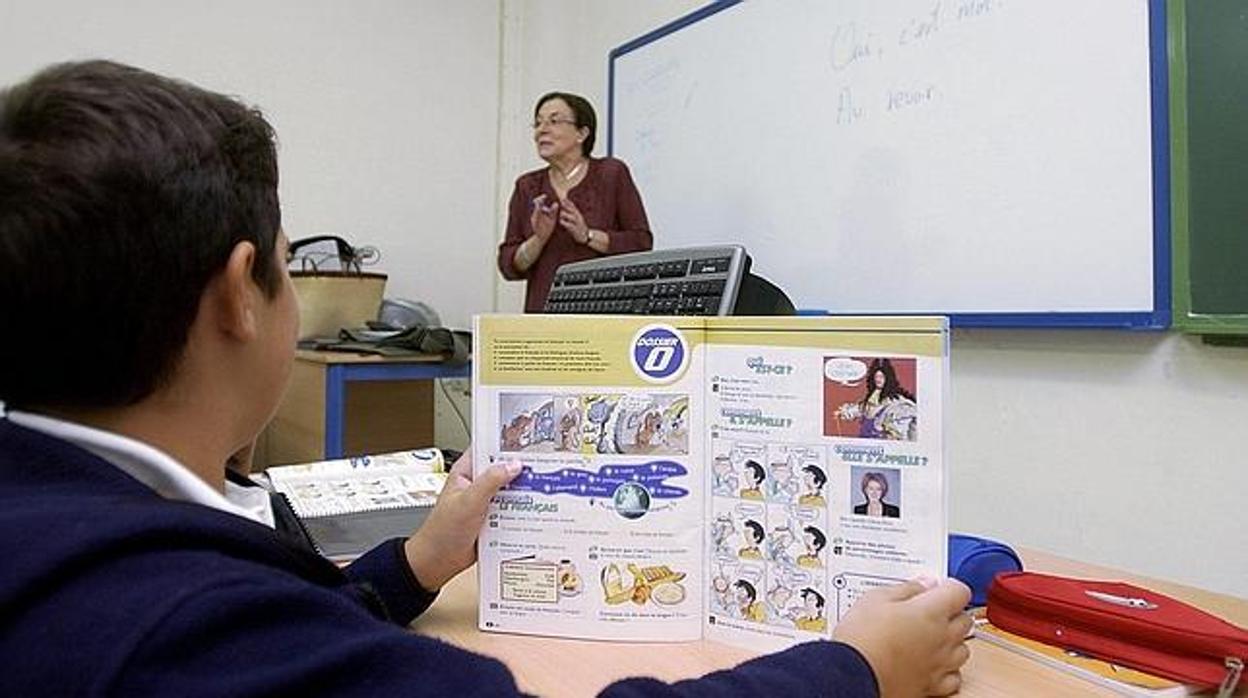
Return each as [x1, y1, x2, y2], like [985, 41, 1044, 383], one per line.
[829, 0, 1002, 126]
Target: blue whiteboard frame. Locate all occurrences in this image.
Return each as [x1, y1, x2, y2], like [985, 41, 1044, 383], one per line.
[608, 0, 1171, 330]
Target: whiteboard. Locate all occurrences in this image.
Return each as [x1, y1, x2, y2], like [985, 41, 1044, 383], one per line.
[609, 0, 1170, 328]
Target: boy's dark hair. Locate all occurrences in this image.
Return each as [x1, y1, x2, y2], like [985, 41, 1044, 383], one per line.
[0, 60, 282, 409]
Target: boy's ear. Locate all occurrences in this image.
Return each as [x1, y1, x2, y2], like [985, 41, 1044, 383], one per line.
[214, 241, 261, 341]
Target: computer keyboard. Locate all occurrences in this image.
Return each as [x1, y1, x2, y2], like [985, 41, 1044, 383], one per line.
[543, 245, 793, 316]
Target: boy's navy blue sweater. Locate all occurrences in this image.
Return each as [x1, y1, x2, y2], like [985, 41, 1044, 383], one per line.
[0, 420, 878, 696]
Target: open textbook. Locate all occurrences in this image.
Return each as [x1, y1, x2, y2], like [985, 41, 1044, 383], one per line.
[266, 449, 446, 560]
[473, 315, 948, 651]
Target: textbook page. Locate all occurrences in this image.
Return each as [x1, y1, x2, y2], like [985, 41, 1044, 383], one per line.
[701, 317, 949, 653]
[474, 315, 706, 642]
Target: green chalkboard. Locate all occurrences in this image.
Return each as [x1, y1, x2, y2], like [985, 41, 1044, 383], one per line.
[1171, 0, 1248, 333]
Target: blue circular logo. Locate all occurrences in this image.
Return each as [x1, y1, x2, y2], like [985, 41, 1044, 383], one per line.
[631, 325, 687, 382]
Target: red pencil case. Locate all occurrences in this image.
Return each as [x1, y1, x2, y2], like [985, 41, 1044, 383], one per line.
[987, 571, 1247, 693]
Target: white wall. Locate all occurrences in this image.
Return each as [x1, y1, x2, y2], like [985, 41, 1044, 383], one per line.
[0, 0, 501, 330]
[502, 1, 1248, 598]
[954, 330, 1248, 597]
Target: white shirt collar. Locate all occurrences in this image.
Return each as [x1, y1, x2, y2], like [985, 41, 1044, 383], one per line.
[6, 410, 274, 528]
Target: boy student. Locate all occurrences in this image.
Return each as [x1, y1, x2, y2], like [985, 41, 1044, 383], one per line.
[0, 61, 972, 697]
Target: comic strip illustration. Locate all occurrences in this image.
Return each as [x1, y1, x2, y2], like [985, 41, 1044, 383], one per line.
[499, 393, 689, 456]
[823, 356, 919, 441]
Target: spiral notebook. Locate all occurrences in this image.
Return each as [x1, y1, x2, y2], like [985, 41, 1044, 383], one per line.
[265, 449, 447, 561]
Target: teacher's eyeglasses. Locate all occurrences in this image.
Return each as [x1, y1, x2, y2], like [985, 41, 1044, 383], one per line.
[532, 116, 578, 129]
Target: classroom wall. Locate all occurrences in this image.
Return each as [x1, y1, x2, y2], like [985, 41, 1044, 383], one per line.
[0, 0, 501, 330]
[500, 1, 1248, 599]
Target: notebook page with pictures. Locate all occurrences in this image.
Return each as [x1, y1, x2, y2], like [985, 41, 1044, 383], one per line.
[265, 449, 447, 561]
[267, 448, 446, 518]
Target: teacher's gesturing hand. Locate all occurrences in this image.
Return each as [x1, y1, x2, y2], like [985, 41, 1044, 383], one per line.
[530, 194, 559, 242]
[559, 197, 590, 244]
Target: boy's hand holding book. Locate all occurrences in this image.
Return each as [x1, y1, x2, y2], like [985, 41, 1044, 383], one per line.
[404, 451, 522, 592]
[833, 577, 973, 698]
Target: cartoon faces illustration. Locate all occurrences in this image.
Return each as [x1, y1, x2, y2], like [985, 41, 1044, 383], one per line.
[794, 587, 827, 632]
[739, 460, 765, 500]
[733, 579, 765, 622]
[661, 401, 688, 445]
[531, 401, 555, 443]
[766, 458, 800, 503]
[765, 580, 795, 623]
[711, 570, 733, 614]
[708, 440, 835, 633]
[739, 519, 764, 560]
[712, 455, 738, 495]
[636, 410, 663, 448]
[501, 412, 533, 451]
[579, 395, 614, 453]
[507, 394, 690, 455]
[497, 396, 557, 452]
[711, 513, 735, 559]
[591, 395, 691, 455]
[557, 399, 581, 451]
[797, 525, 826, 569]
[798, 464, 827, 508]
[765, 523, 797, 567]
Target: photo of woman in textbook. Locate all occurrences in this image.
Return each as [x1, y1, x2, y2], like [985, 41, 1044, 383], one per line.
[496, 91, 653, 312]
[826, 357, 919, 441]
[853, 470, 901, 518]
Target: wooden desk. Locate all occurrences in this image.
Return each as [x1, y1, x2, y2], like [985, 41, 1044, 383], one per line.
[412, 548, 1248, 697]
[261, 350, 470, 467]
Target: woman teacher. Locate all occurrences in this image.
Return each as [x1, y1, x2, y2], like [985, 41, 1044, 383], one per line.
[498, 92, 653, 312]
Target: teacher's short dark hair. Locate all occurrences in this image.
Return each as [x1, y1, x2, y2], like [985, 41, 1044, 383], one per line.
[535, 91, 596, 156]
[0, 60, 282, 409]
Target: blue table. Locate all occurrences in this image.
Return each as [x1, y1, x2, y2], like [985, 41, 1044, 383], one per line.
[266, 351, 470, 464]
[319, 353, 470, 457]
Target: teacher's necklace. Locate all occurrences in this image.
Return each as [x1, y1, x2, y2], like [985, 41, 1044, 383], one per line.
[558, 160, 585, 182]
